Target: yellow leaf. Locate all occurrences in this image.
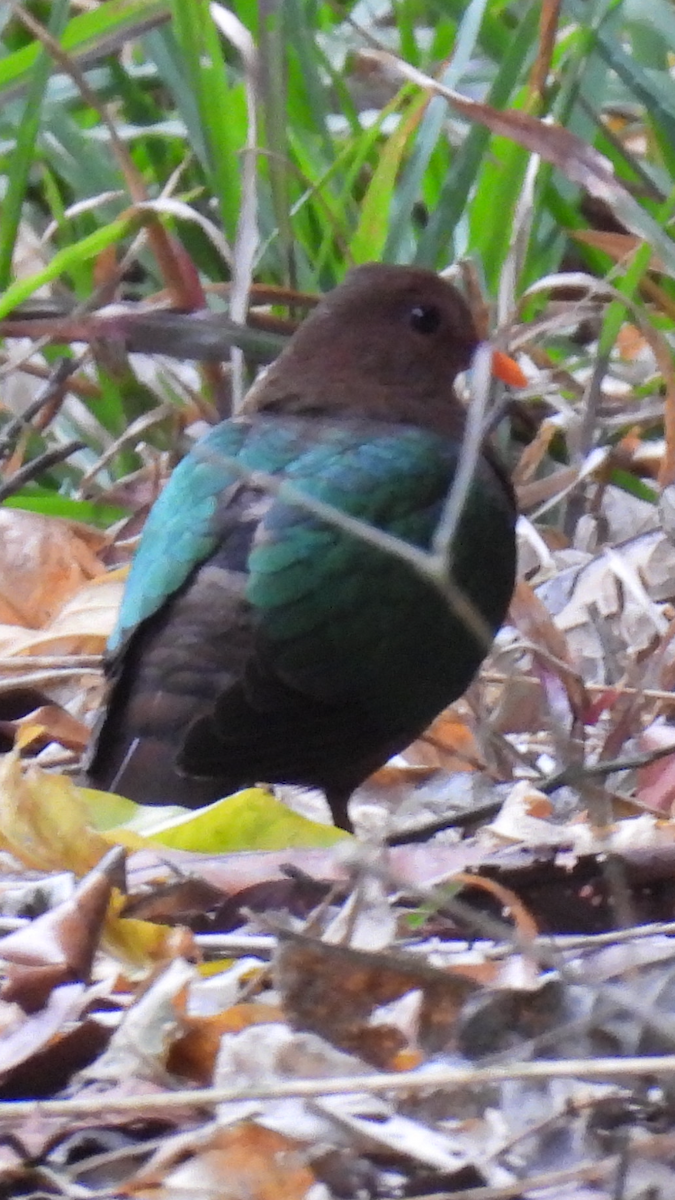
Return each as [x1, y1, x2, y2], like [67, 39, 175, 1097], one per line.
[123, 787, 351, 852]
[0, 756, 180, 970]
[77, 784, 178, 833]
[0, 752, 111, 873]
[104, 891, 187, 970]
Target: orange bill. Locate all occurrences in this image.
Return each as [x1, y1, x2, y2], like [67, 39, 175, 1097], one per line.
[491, 349, 527, 388]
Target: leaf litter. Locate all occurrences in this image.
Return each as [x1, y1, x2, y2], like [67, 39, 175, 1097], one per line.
[2, 370, 675, 1194]
[5, 452, 675, 1195]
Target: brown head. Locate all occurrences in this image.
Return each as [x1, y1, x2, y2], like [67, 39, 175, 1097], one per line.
[244, 263, 524, 436]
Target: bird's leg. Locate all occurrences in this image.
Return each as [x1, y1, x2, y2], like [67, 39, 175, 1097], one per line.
[326, 788, 353, 832]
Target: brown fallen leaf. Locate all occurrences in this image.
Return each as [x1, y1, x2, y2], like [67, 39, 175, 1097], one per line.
[406, 708, 484, 772]
[509, 578, 589, 723]
[0, 510, 104, 629]
[274, 929, 483, 1065]
[169, 1003, 284, 1086]
[0, 1008, 111, 1102]
[0, 571, 124, 659]
[0, 982, 91, 1078]
[0, 847, 123, 1010]
[127, 1123, 317, 1200]
[14, 704, 91, 752]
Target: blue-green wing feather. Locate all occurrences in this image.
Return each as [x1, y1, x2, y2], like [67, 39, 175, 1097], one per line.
[112, 419, 447, 654]
[109, 423, 244, 652]
[109, 419, 311, 653]
[245, 426, 507, 717]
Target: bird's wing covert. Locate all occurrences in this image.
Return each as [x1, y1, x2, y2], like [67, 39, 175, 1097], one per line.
[245, 426, 465, 701]
[108, 422, 251, 653]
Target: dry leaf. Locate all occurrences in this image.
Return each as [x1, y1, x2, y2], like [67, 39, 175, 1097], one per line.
[128, 1123, 317, 1200]
[0, 847, 122, 1008]
[0, 752, 112, 874]
[510, 578, 588, 721]
[408, 709, 484, 772]
[275, 931, 480, 1064]
[0, 510, 104, 629]
[14, 705, 90, 752]
[169, 1003, 284, 1086]
[637, 724, 675, 815]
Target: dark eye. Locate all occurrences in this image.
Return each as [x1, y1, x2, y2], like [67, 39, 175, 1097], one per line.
[409, 304, 442, 334]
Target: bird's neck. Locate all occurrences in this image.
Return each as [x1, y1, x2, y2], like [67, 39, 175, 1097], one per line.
[243, 365, 469, 441]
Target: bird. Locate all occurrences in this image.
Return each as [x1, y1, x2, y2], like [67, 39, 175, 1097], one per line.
[86, 263, 523, 831]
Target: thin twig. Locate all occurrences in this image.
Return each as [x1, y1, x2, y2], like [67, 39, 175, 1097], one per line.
[0, 357, 77, 459]
[0, 440, 84, 502]
[0, 669, 101, 691]
[0, 656, 100, 672]
[481, 672, 675, 706]
[193, 933, 276, 957]
[386, 798, 505, 845]
[541, 740, 675, 794]
[531, 918, 675, 953]
[211, 7, 260, 412]
[402, 1155, 620, 1200]
[2, 1055, 675, 1120]
[431, 343, 493, 568]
